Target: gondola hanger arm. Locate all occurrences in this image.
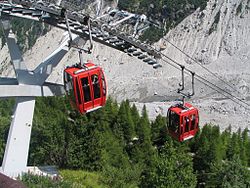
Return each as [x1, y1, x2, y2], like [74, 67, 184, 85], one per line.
[177, 66, 195, 99]
[64, 10, 93, 54]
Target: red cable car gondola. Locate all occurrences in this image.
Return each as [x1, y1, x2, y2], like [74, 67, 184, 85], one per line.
[64, 60, 107, 114]
[167, 102, 199, 142]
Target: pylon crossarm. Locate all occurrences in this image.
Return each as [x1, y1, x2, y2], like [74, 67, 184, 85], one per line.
[0, 18, 76, 178]
[0, 78, 18, 85]
[0, 84, 65, 97]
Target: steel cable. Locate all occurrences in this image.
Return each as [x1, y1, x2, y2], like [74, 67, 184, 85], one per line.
[93, 16, 250, 110]
[161, 38, 241, 95]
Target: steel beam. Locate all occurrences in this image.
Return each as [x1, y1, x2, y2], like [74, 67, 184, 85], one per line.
[0, 18, 77, 178]
[1, 97, 35, 177]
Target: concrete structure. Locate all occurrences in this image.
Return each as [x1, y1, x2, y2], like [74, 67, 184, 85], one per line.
[0, 18, 79, 177]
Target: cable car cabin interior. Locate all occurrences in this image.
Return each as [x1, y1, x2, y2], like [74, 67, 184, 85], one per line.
[64, 61, 107, 114]
[168, 103, 199, 142]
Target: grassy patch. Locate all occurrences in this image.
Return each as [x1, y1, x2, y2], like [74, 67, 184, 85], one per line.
[21, 173, 71, 188]
[60, 170, 107, 188]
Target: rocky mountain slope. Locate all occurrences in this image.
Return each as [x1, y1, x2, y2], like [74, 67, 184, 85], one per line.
[158, 0, 250, 131]
[0, 0, 250, 131]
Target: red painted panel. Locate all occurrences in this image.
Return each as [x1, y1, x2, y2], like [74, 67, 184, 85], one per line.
[64, 62, 107, 114]
[168, 103, 199, 142]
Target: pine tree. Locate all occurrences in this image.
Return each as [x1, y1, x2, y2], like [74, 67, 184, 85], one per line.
[238, 128, 248, 166]
[135, 105, 157, 187]
[242, 128, 250, 166]
[131, 103, 140, 129]
[0, 116, 10, 162]
[194, 124, 224, 185]
[124, 100, 136, 141]
[209, 155, 250, 187]
[227, 132, 241, 160]
[115, 101, 134, 144]
[145, 140, 197, 188]
[100, 96, 119, 125]
[100, 122, 141, 187]
[220, 126, 232, 159]
[136, 105, 151, 141]
[151, 114, 168, 147]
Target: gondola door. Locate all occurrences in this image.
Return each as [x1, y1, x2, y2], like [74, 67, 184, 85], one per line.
[189, 113, 198, 138]
[181, 115, 191, 141]
[78, 72, 93, 113]
[180, 112, 199, 141]
[90, 71, 102, 109]
[77, 69, 105, 113]
[64, 71, 78, 110]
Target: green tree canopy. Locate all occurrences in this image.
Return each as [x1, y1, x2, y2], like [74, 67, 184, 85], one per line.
[145, 140, 197, 188]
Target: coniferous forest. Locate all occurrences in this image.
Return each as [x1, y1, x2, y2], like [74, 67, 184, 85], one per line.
[0, 97, 250, 187]
[0, 0, 249, 187]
